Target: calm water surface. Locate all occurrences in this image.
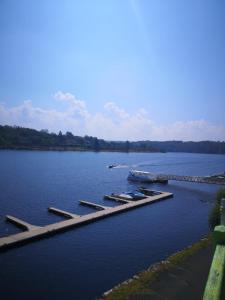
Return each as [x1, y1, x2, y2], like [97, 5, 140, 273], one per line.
[0, 150, 225, 300]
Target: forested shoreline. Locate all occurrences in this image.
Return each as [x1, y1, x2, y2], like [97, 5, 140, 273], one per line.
[0, 125, 225, 154]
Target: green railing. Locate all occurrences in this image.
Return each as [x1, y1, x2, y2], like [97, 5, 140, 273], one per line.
[203, 199, 225, 300]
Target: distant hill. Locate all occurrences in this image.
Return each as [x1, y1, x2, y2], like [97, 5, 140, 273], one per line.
[144, 140, 225, 154]
[0, 125, 225, 154]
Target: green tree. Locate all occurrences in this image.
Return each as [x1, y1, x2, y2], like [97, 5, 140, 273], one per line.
[93, 137, 100, 151]
[125, 141, 130, 152]
[66, 131, 73, 137]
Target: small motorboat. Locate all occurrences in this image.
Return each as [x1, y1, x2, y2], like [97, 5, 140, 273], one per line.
[138, 187, 162, 196]
[111, 191, 147, 201]
[108, 164, 117, 169]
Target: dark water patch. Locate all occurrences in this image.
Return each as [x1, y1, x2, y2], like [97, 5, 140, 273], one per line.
[0, 151, 224, 299]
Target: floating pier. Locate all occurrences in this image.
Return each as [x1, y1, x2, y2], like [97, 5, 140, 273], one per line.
[48, 207, 80, 219]
[104, 195, 131, 204]
[0, 191, 173, 251]
[79, 200, 110, 210]
[6, 215, 41, 231]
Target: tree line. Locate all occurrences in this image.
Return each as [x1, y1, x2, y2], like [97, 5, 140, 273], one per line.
[0, 125, 225, 154]
[0, 125, 157, 152]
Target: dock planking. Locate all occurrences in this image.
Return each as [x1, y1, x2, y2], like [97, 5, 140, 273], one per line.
[6, 215, 41, 231]
[79, 200, 110, 210]
[104, 195, 132, 203]
[0, 191, 173, 250]
[48, 207, 80, 219]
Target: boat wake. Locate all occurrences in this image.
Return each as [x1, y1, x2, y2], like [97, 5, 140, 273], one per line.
[108, 160, 209, 170]
[107, 164, 129, 169]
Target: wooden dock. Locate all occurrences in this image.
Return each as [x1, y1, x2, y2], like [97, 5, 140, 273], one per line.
[79, 200, 110, 210]
[104, 195, 131, 203]
[48, 207, 80, 219]
[0, 191, 173, 250]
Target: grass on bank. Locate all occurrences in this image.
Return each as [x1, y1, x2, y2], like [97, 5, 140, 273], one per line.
[209, 188, 225, 229]
[102, 236, 211, 300]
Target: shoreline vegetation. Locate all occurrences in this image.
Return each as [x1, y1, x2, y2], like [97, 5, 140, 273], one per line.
[101, 236, 212, 300]
[0, 125, 225, 154]
[209, 188, 225, 229]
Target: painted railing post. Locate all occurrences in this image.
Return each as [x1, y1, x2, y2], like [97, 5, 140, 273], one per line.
[203, 198, 225, 300]
[220, 198, 225, 226]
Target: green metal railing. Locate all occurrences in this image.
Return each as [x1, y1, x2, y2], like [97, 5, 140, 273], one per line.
[203, 199, 225, 299]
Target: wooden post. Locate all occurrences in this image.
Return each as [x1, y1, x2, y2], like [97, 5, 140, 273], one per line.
[203, 198, 225, 299]
[203, 244, 225, 300]
[220, 198, 225, 226]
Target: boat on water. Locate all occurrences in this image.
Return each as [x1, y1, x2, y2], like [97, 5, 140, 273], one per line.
[138, 187, 162, 196]
[109, 191, 147, 201]
[104, 188, 163, 201]
[108, 165, 116, 169]
[127, 170, 168, 184]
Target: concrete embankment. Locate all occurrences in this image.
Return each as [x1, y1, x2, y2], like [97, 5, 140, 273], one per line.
[102, 236, 212, 300]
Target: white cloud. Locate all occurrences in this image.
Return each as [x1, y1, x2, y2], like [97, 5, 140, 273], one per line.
[104, 102, 129, 119]
[0, 92, 225, 141]
[53, 91, 90, 118]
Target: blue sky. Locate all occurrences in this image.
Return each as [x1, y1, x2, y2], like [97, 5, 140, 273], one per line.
[0, 0, 225, 141]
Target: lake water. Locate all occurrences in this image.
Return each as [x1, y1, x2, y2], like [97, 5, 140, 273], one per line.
[0, 150, 224, 300]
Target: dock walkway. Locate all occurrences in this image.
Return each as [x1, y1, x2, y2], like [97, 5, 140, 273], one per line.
[0, 191, 172, 250]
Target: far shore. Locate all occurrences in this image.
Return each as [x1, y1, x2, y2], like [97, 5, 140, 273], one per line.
[0, 146, 161, 153]
[1, 146, 225, 156]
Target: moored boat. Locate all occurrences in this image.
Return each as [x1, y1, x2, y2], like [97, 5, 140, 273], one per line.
[138, 187, 162, 196]
[108, 191, 147, 201]
[127, 170, 168, 184]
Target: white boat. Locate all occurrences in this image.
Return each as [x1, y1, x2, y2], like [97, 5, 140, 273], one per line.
[111, 191, 147, 201]
[127, 170, 168, 183]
